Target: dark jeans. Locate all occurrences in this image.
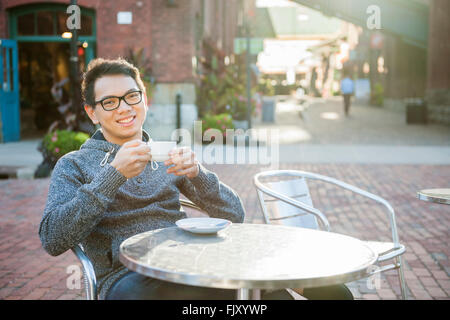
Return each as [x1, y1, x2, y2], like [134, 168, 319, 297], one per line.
[343, 94, 352, 115]
[105, 272, 353, 300]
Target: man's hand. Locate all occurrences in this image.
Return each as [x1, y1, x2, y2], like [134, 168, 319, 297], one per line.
[164, 147, 199, 179]
[110, 140, 151, 179]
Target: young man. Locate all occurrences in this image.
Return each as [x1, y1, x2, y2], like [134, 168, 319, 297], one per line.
[39, 58, 249, 300]
[39, 58, 352, 300]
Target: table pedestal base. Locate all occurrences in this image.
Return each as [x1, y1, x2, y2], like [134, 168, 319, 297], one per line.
[236, 288, 250, 300]
[236, 289, 261, 300]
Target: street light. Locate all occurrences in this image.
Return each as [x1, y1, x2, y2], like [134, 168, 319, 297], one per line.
[69, 0, 81, 129]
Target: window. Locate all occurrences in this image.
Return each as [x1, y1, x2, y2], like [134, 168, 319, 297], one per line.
[15, 8, 94, 37]
[37, 11, 54, 35]
[17, 13, 34, 35]
[79, 15, 93, 36]
[56, 11, 69, 34]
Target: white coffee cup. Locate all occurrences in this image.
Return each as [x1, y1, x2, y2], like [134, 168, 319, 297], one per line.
[148, 141, 177, 162]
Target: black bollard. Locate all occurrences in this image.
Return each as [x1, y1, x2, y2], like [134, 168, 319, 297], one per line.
[176, 93, 182, 130]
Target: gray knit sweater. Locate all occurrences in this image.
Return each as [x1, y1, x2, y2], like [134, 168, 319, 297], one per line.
[39, 130, 245, 299]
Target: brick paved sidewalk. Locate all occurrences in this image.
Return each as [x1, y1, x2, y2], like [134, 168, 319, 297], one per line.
[0, 163, 449, 300]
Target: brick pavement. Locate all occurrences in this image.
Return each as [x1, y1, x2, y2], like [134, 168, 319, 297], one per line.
[0, 163, 449, 300]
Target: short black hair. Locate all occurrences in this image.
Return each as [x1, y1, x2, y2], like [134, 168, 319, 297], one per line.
[82, 58, 145, 107]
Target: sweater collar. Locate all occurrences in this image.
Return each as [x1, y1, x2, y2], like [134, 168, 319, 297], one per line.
[91, 129, 150, 143]
[80, 129, 151, 154]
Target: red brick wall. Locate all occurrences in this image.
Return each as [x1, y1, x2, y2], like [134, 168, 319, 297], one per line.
[2, 0, 153, 63]
[1, 0, 154, 74]
[150, 0, 195, 83]
[1, 0, 239, 84]
[94, 0, 152, 62]
[196, 0, 240, 56]
[427, 0, 450, 90]
[0, 1, 6, 38]
[1, 0, 101, 38]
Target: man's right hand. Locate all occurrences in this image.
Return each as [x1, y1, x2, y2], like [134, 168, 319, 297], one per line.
[110, 140, 151, 179]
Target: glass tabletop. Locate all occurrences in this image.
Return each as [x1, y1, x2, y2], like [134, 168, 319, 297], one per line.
[119, 223, 378, 290]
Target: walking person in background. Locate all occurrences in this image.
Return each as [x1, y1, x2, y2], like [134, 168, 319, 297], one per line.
[340, 71, 354, 116]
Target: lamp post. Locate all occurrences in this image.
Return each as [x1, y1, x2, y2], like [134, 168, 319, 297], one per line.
[176, 93, 182, 130]
[69, 0, 81, 130]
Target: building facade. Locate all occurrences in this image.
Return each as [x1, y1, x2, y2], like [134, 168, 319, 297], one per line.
[426, 0, 450, 125]
[0, 0, 242, 142]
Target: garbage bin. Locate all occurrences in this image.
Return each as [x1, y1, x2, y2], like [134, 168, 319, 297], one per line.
[406, 99, 427, 124]
[262, 97, 276, 123]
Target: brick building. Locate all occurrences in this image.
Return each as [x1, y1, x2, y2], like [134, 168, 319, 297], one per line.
[426, 0, 450, 125]
[0, 0, 244, 141]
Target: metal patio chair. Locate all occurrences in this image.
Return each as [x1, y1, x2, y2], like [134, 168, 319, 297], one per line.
[71, 198, 203, 300]
[254, 170, 407, 300]
[71, 243, 97, 300]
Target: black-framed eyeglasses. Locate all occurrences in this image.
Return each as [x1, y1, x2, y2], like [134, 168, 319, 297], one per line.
[95, 90, 143, 111]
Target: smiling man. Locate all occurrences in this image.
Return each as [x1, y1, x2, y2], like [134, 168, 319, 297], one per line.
[84, 73, 146, 145]
[38, 58, 250, 300]
[39, 58, 352, 301]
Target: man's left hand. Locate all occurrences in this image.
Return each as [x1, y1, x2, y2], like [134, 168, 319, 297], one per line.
[164, 147, 199, 179]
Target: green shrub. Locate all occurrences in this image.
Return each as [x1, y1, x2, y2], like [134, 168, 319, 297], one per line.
[201, 113, 234, 135]
[42, 130, 89, 161]
[258, 78, 275, 96]
[196, 53, 258, 119]
[371, 83, 384, 107]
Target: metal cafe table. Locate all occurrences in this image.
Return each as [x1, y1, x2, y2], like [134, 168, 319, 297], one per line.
[119, 223, 378, 300]
[417, 188, 450, 205]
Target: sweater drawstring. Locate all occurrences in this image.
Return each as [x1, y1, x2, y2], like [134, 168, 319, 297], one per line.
[100, 147, 115, 167]
[147, 138, 159, 171]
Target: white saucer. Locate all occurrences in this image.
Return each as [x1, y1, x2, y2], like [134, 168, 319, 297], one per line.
[176, 218, 232, 234]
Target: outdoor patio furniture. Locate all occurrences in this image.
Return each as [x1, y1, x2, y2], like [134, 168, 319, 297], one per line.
[71, 243, 97, 300]
[253, 170, 408, 300]
[119, 223, 378, 300]
[71, 198, 203, 300]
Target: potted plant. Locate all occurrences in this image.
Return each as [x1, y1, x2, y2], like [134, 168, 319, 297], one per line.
[126, 47, 156, 103]
[196, 50, 258, 121]
[230, 94, 257, 130]
[371, 82, 384, 107]
[200, 113, 234, 144]
[258, 78, 275, 97]
[35, 130, 89, 178]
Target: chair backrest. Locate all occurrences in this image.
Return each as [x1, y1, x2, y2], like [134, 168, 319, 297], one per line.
[263, 178, 319, 230]
[254, 170, 331, 231]
[255, 169, 401, 245]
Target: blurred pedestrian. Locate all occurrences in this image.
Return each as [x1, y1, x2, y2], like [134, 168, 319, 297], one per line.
[340, 71, 354, 116]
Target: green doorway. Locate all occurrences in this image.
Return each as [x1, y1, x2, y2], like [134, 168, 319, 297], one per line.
[8, 4, 96, 138]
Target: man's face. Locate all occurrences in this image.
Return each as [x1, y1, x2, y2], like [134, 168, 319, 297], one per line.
[85, 74, 148, 145]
